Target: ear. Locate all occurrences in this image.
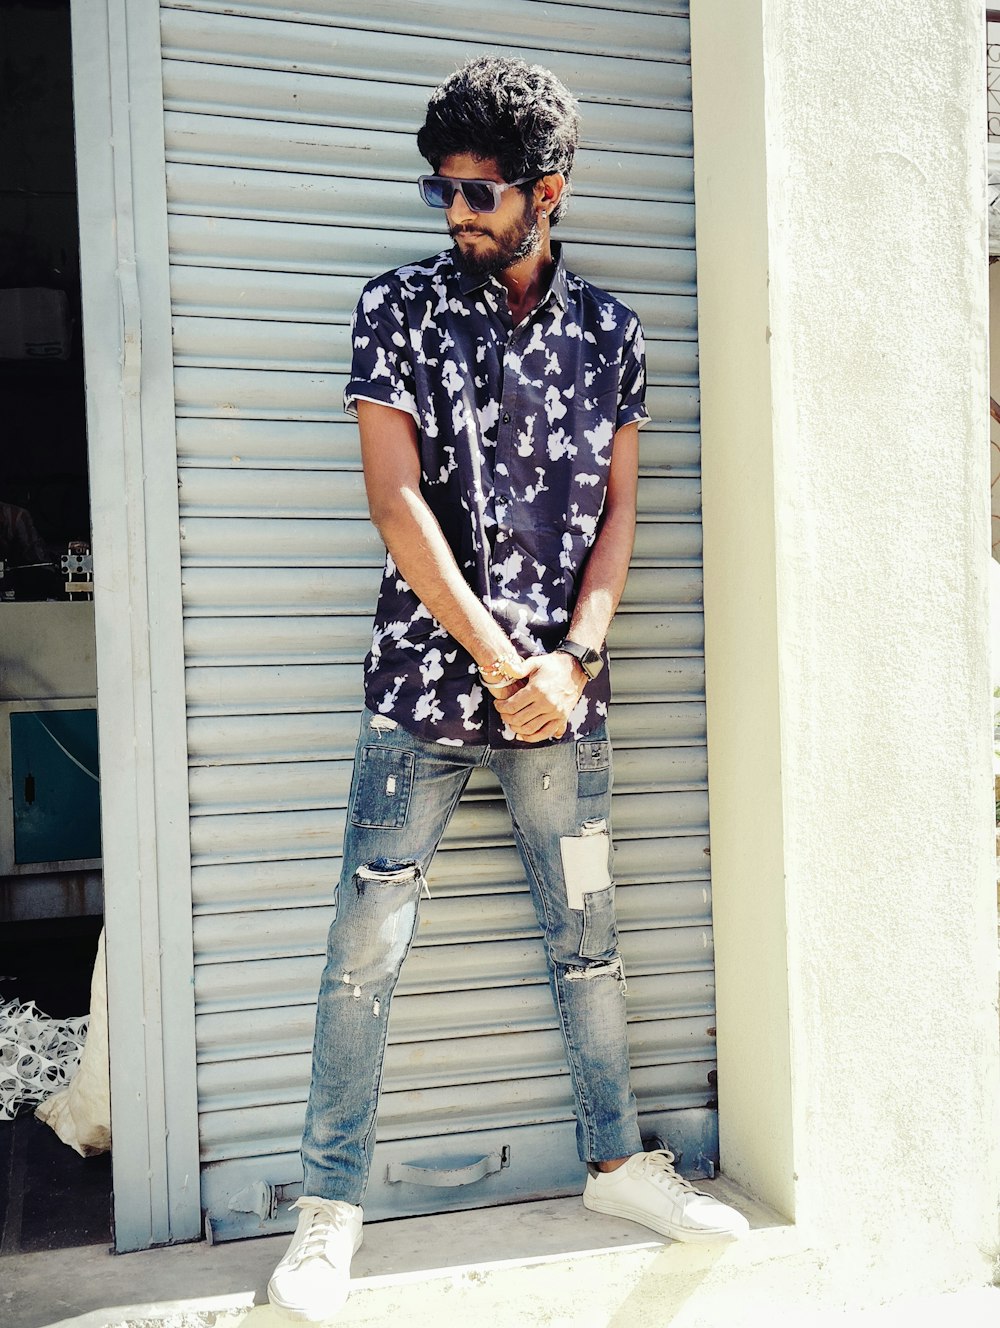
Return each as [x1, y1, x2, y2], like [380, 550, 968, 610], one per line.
[535, 172, 565, 217]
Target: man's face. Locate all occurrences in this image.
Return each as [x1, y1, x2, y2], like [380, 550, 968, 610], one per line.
[439, 153, 541, 280]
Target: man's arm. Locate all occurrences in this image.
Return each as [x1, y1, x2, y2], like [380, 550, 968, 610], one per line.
[496, 421, 640, 743]
[358, 399, 525, 675]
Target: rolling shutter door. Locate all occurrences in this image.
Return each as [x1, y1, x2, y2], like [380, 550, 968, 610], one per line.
[161, 0, 713, 1241]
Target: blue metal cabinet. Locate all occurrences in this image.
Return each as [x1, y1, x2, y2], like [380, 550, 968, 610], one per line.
[6, 705, 101, 868]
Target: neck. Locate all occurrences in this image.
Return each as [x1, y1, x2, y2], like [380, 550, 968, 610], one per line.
[500, 235, 556, 318]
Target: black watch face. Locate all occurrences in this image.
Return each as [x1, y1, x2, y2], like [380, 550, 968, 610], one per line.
[560, 640, 603, 678]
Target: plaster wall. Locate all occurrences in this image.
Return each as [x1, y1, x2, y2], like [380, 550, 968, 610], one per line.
[0, 601, 96, 702]
[694, 0, 1000, 1293]
[989, 262, 1000, 556]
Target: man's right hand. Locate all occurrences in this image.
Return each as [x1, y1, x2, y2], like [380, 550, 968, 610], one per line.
[493, 651, 585, 743]
[480, 657, 529, 712]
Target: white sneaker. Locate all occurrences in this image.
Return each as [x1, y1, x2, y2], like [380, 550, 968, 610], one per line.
[267, 1197, 364, 1322]
[583, 1150, 750, 1243]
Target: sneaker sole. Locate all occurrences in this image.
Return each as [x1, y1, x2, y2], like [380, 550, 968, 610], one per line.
[266, 1229, 363, 1321]
[265, 1292, 338, 1324]
[582, 1189, 748, 1244]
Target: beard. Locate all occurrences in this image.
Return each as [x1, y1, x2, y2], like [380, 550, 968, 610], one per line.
[450, 191, 542, 280]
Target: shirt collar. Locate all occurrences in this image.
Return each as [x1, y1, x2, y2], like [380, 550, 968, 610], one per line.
[454, 241, 569, 312]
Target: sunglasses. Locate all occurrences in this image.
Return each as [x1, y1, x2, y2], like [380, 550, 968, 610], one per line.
[418, 174, 539, 214]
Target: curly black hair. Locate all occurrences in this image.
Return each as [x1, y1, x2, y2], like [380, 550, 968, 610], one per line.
[417, 56, 580, 225]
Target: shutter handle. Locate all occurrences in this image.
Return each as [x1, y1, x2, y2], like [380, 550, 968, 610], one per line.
[387, 1146, 509, 1188]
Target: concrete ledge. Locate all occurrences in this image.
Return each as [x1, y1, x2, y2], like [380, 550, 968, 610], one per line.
[5, 1182, 786, 1328]
[6, 1184, 997, 1328]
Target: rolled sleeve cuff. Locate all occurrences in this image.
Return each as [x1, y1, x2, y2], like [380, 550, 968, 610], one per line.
[344, 382, 420, 423]
[616, 403, 652, 430]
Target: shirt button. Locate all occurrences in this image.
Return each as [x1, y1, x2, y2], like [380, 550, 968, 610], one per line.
[502, 412, 510, 424]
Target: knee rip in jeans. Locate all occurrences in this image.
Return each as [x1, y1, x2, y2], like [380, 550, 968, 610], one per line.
[562, 953, 627, 994]
[355, 857, 432, 903]
[355, 857, 420, 892]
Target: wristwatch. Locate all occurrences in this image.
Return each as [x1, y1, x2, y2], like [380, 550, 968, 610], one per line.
[555, 638, 604, 681]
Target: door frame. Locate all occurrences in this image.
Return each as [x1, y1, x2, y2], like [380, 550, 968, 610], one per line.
[71, 0, 201, 1250]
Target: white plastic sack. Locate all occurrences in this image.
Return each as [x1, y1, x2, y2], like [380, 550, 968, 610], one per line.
[35, 928, 111, 1157]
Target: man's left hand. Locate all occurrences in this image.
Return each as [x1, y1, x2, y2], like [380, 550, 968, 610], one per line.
[494, 651, 586, 743]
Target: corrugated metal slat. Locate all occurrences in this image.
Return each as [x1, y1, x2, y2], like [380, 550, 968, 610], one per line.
[187, 745, 707, 818]
[194, 928, 713, 1014]
[197, 1061, 715, 1163]
[159, 8, 691, 108]
[163, 114, 693, 204]
[187, 792, 710, 868]
[170, 318, 698, 376]
[174, 417, 701, 474]
[191, 881, 712, 966]
[187, 834, 711, 916]
[195, 971, 714, 1067]
[185, 702, 709, 771]
[165, 163, 694, 251]
[179, 566, 704, 618]
[179, 519, 701, 569]
[162, 0, 690, 65]
[182, 657, 705, 716]
[161, 60, 692, 156]
[167, 215, 698, 293]
[169, 266, 694, 347]
[178, 470, 700, 521]
[182, 611, 704, 666]
[172, 368, 698, 431]
[197, 1016, 713, 1111]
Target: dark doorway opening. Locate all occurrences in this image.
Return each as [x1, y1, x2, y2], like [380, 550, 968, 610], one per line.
[0, 0, 111, 1254]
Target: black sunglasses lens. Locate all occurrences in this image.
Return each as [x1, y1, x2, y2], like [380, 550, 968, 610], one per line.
[459, 181, 498, 212]
[420, 177, 453, 208]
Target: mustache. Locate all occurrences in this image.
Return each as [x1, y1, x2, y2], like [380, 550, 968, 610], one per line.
[449, 225, 489, 238]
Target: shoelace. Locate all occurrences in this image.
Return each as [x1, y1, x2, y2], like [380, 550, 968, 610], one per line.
[286, 1198, 355, 1266]
[637, 1149, 699, 1194]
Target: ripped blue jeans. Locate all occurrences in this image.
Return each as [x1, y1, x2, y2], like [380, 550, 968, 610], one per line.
[300, 709, 643, 1204]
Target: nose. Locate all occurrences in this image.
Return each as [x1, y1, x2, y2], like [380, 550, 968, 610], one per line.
[446, 183, 477, 223]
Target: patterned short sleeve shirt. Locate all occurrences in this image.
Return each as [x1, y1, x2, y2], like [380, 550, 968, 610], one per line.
[345, 241, 650, 747]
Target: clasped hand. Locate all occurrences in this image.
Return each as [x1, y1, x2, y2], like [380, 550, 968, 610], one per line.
[485, 652, 586, 743]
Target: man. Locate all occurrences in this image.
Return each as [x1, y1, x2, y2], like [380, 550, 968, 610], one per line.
[0, 500, 46, 571]
[0, 500, 51, 599]
[268, 56, 748, 1323]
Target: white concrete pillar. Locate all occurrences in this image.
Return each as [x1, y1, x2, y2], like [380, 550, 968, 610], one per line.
[693, 0, 1000, 1293]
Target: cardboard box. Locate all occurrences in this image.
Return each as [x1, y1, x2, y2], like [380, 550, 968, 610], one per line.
[0, 287, 71, 360]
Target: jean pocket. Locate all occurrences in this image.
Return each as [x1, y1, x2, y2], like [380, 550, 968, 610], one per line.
[581, 883, 619, 959]
[350, 745, 415, 828]
[576, 737, 610, 798]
